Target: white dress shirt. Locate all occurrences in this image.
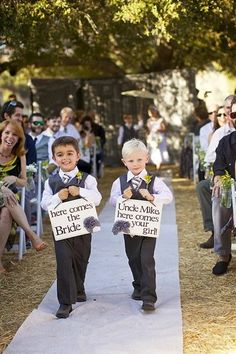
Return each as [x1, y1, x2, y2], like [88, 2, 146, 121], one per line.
[204, 123, 235, 164]
[41, 166, 102, 210]
[109, 168, 173, 206]
[59, 123, 80, 140]
[28, 131, 43, 144]
[199, 121, 213, 152]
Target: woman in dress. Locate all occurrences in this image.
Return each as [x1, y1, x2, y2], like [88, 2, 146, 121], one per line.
[0, 120, 47, 273]
[146, 105, 169, 170]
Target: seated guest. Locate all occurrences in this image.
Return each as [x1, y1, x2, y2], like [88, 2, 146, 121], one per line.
[196, 95, 236, 249]
[1, 100, 37, 165]
[0, 120, 47, 273]
[211, 95, 236, 275]
[207, 105, 227, 144]
[59, 107, 80, 139]
[199, 103, 218, 153]
[28, 112, 50, 161]
[1, 100, 37, 246]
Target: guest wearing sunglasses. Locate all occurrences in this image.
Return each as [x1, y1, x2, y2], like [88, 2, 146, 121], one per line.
[196, 95, 236, 249]
[28, 113, 50, 161]
[211, 96, 236, 275]
[198, 103, 219, 181]
[199, 103, 218, 154]
[207, 106, 227, 144]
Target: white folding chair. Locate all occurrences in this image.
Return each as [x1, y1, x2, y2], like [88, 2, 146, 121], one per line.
[91, 144, 97, 178]
[231, 181, 236, 251]
[188, 132, 199, 185]
[30, 161, 43, 236]
[36, 161, 43, 236]
[18, 186, 26, 260]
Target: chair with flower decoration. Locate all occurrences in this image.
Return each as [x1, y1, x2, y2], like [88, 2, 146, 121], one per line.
[17, 161, 45, 259]
[231, 180, 236, 251]
[29, 161, 44, 236]
[18, 186, 27, 260]
[90, 143, 97, 178]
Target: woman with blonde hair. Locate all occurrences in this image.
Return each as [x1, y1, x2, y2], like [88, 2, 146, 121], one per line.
[0, 120, 47, 273]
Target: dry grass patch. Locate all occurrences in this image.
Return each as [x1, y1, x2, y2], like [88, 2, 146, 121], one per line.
[173, 177, 236, 354]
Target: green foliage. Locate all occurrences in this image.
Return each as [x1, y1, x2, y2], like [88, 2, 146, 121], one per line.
[0, 0, 236, 76]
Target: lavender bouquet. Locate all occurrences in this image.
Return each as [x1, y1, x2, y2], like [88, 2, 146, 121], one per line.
[112, 220, 130, 235]
[83, 216, 100, 233]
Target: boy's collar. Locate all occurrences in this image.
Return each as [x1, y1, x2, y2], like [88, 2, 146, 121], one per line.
[127, 169, 147, 182]
[59, 166, 78, 178]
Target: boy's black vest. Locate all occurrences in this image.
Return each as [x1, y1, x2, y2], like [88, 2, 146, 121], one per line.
[121, 125, 137, 146]
[48, 172, 88, 203]
[119, 172, 155, 200]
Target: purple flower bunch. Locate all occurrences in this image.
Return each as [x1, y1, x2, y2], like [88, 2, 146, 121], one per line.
[112, 220, 130, 235]
[83, 216, 100, 233]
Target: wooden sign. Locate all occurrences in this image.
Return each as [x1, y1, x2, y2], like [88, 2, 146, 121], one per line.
[113, 197, 163, 238]
[48, 198, 100, 241]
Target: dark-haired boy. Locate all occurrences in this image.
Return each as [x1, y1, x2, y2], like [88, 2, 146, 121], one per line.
[41, 136, 102, 318]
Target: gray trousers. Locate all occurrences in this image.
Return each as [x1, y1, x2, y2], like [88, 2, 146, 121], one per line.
[124, 234, 157, 303]
[54, 234, 91, 305]
[196, 179, 213, 232]
[212, 196, 232, 256]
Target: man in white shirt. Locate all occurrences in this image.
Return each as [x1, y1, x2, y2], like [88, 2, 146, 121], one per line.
[199, 103, 218, 153]
[59, 107, 81, 140]
[196, 95, 236, 249]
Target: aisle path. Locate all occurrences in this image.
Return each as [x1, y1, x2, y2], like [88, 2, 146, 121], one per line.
[4, 180, 182, 354]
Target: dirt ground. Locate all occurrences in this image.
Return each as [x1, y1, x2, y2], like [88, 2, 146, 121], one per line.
[1, 165, 236, 354]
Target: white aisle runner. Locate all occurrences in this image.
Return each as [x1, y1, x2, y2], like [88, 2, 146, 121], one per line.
[4, 184, 182, 354]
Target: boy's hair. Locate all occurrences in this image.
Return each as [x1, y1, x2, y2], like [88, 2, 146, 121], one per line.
[122, 138, 148, 158]
[52, 136, 80, 156]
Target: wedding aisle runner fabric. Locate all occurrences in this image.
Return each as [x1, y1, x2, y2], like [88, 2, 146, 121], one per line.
[4, 181, 182, 354]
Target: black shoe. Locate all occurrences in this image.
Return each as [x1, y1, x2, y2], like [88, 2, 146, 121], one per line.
[212, 254, 232, 275]
[200, 234, 214, 249]
[56, 304, 72, 319]
[77, 291, 87, 302]
[131, 289, 141, 301]
[26, 240, 32, 249]
[141, 301, 155, 311]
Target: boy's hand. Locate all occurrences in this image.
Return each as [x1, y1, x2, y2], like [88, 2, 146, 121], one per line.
[139, 189, 154, 202]
[68, 186, 80, 197]
[58, 188, 69, 201]
[123, 186, 133, 199]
